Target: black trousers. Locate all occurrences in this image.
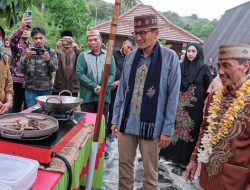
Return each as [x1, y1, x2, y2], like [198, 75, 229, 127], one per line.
[80, 102, 109, 136]
[11, 82, 26, 113]
[107, 89, 117, 135]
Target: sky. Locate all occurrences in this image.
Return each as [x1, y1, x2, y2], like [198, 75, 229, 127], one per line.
[103, 0, 249, 20]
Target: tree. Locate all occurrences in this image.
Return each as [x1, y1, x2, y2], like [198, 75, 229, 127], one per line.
[43, 0, 92, 48]
[86, 0, 113, 25]
[162, 10, 218, 41]
[121, 0, 142, 14]
[0, 0, 33, 27]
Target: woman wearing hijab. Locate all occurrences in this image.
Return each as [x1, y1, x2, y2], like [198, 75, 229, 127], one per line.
[160, 43, 212, 175]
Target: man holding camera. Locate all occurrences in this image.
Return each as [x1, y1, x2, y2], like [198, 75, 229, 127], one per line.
[10, 14, 33, 112]
[20, 27, 58, 108]
[53, 31, 80, 97]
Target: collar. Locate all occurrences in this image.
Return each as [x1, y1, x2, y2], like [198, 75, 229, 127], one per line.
[223, 87, 237, 97]
[119, 48, 125, 56]
[139, 49, 153, 59]
[62, 47, 74, 54]
[87, 48, 106, 55]
[223, 79, 250, 97]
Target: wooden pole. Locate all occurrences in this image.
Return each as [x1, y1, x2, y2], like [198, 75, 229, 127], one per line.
[86, 0, 121, 189]
[93, 0, 121, 142]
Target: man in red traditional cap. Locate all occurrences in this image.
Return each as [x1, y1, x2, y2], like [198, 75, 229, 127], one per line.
[186, 44, 250, 190]
[111, 14, 181, 189]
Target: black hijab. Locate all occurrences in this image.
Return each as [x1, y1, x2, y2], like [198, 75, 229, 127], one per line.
[181, 43, 204, 91]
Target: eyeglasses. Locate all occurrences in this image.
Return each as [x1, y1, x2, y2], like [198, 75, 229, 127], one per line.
[131, 29, 154, 38]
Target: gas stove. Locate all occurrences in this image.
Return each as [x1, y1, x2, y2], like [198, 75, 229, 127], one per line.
[0, 109, 86, 164]
[33, 108, 76, 122]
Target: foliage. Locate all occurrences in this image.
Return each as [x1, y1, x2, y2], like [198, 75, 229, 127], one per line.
[0, 0, 92, 48]
[44, 0, 92, 48]
[158, 37, 171, 48]
[162, 11, 218, 41]
[29, 5, 60, 48]
[121, 0, 142, 14]
[0, 0, 33, 27]
[86, 0, 113, 25]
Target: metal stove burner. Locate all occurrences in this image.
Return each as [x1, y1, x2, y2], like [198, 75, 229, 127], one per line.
[50, 110, 78, 124]
[33, 108, 78, 124]
[50, 111, 74, 120]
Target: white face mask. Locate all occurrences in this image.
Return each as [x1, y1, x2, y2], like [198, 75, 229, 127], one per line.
[0, 41, 3, 48]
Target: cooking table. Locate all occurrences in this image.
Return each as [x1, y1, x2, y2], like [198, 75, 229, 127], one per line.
[28, 111, 105, 190]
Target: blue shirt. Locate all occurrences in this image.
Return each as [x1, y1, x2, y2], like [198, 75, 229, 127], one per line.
[112, 44, 181, 139]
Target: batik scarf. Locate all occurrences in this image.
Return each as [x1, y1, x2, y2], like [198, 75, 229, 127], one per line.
[120, 41, 162, 139]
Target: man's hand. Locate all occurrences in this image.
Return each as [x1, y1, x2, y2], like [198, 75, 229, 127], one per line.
[43, 51, 50, 62]
[72, 42, 78, 49]
[111, 80, 120, 90]
[111, 124, 119, 138]
[159, 134, 171, 149]
[186, 161, 198, 182]
[24, 49, 36, 61]
[20, 14, 31, 31]
[0, 101, 12, 115]
[95, 86, 101, 95]
[56, 40, 62, 49]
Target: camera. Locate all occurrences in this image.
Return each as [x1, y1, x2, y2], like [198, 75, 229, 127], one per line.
[60, 39, 73, 46]
[31, 48, 46, 55]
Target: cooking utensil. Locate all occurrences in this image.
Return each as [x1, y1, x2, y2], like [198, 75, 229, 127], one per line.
[36, 90, 83, 113]
[0, 113, 59, 140]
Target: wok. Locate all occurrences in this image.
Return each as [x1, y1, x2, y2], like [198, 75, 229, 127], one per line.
[0, 113, 59, 140]
[36, 90, 83, 113]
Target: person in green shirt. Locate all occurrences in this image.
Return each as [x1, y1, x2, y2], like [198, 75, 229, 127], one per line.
[76, 30, 116, 158]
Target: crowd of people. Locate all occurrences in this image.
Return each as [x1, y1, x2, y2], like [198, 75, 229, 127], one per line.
[0, 12, 249, 190]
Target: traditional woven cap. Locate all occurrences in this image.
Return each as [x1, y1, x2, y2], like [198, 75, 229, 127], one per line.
[134, 14, 158, 30]
[218, 44, 250, 60]
[86, 30, 100, 37]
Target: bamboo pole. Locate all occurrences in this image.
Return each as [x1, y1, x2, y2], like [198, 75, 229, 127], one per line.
[85, 0, 122, 189]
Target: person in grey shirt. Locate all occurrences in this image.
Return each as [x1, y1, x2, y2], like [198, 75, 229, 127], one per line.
[111, 14, 181, 190]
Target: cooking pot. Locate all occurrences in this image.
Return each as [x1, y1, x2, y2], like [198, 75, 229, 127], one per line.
[36, 90, 83, 113]
[0, 113, 59, 140]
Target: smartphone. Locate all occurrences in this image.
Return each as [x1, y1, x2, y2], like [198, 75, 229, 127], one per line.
[26, 10, 32, 17]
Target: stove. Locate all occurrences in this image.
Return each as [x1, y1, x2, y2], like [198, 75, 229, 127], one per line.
[0, 109, 86, 164]
[33, 108, 76, 121]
